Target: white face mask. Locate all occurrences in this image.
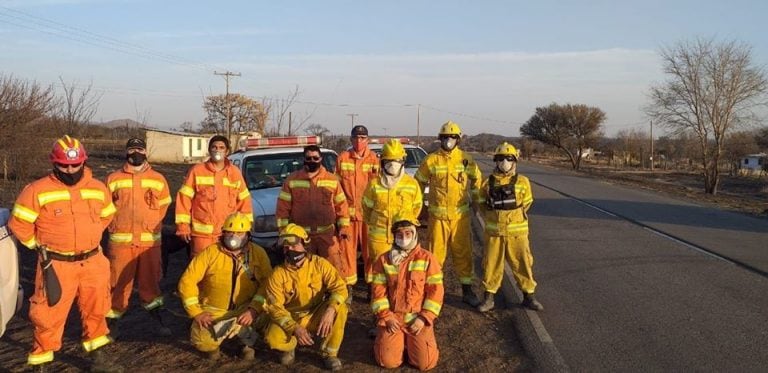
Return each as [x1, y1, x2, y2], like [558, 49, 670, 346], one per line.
[441, 138, 457, 151]
[395, 236, 412, 249]
[498, 160, 514, 173]
[211, 152, 224, 161]
[223, 235, 246, 250]
[384, 161, 403, 176]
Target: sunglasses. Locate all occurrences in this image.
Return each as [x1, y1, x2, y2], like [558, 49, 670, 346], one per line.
[493, 155, 517, 162]
[305, 156, 322, 162]
[55, 162, 83, 169]
[439, 134, 460, 140]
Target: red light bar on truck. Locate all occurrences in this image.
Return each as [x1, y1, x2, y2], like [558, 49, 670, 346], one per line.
[239, 135, 322, 149]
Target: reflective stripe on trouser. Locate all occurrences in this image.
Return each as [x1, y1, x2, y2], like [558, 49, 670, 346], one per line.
[365, 239, 393, 283]
[190, 307, 269, 352]
[190, 235, 220, 258]
[374, 321, 438, 371]
[308, 232, 345, 278]
[339, 220, 367, 285]
[482, 234, 536, 294]
[108, 243, 163, 314]
[427, 214, 475, 284]
[265, 301, 348, 357]
[27, 252, 111, 362]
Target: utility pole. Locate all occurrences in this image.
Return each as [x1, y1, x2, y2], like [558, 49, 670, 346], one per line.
[347, 113, 358, 128]
[416, 104, 421, 147]
[288, 111, 292, 135]
[214, 70, 241, 142]
[650, 120, 654, 171]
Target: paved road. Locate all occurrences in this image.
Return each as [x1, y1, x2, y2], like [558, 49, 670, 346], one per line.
[474, 158, 768, 372]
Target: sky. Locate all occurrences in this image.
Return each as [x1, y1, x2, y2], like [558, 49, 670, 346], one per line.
[1, 0, 767, 137]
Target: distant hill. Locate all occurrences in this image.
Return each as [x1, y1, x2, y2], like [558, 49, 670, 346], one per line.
[95, 119, 145, 128]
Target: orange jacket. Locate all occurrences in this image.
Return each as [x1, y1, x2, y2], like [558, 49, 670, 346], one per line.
[336, 148, 379, 221]
[9, 167, 116, 254]
[370, 245, 444, 326]
[175, 160, 252, 237]
[106, 163, 171, 247]
[275, 166, 350, 234]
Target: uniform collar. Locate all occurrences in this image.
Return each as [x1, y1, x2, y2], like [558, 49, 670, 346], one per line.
[205, 158, 231, 173]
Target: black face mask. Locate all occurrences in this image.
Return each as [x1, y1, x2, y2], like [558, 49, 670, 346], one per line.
[53, 167, 85, 186]
[126, 152, 147, 166]
[304, 161, 321, 172]
[285, 250, 306, 265]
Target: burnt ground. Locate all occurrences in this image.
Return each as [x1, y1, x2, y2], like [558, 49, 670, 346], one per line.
[0, 156, 529, 372]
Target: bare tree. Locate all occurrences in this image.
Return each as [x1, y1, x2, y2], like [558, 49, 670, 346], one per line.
[201, 93, 268, 136]
[55, 77, 102, 137]
[520, 103, 606, 170]
[264, 85, 316, 135]
[304, 123, 331, 139]
[646, 38, 768, 194]
[755, 126, 768, 150]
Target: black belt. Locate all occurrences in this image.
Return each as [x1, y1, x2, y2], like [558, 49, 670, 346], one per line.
[48, 248, 100, 262]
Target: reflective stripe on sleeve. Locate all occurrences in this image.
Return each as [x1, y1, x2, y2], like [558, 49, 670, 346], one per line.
[100, 203, 117, 218]
[422, 299, 442, 316]
[176, 214, 191, 224]
[371, 298, 390, 313]
[179, 185, 195, 198]
[80, 189, 105, 202]
[12, 203, 38, 223]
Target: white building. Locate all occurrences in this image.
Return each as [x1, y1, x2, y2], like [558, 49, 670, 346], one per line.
[145, 128, 212, 163]
[740, 153, 767, 174]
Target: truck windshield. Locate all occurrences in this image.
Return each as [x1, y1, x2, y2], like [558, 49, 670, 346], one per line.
[244, 151, 338, 190]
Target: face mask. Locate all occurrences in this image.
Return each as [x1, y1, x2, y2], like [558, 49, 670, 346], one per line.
[222, 235, 246, 251]
[127, 152, 146, 166]
[395, 236, 413, 249]
[384, 161, 403, 176]
[352, 140, 367, 153]
[440, 138, 457, 151]
[53, 166, 85, 186]
[498, 160, 514, 173]
[304, 161, 321, 172]
[211, 151, 224, 162]
[285, 250, 306, 266]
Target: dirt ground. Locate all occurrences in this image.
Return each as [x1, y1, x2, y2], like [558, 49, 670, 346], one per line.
[0, 156, 529, 372]
[530, 157, 768, 218]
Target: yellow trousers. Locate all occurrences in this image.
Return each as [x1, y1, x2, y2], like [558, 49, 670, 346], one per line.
[427, 214, 474, 284]
[365, 240, 393, 283]
[482, 235, 536, 294]
[265, 301, 348, 357]
[190, 307, 268, 352]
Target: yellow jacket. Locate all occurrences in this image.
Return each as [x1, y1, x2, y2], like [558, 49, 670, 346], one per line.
[179, 241, 272, 318]
[478, 171, 534, 236]
[415, 148, 482, 219]
[265, 255, 347, 334]
[362, 174, 422, 243]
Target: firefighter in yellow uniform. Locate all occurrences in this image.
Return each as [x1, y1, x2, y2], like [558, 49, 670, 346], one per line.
[264, 224, 348, 371]
[178, 213, 273, 360]
[362, 138, 422, 283]
[415, 121, 483, 306]
[477, 143, 543, 312]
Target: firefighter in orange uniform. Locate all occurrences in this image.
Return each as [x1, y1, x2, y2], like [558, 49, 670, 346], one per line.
[275, 145, 350, 275]
[105, 138, 172, 337]
[370, 214, 444, 371]
[336, 125, 379, 292]
[175, 135, 253, 257]
[9, 135, 120, 370]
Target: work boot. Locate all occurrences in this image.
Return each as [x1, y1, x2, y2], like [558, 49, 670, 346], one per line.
[324, 356, 343, 371]
[280, 349, 295, 366]
[241, 346, 255, 361]
[461, 284, 481, 307]
[477, 291, 495, 313]
[346, 286, 353, 305]
[33, 363, 49, 373]
[522, 293, 544, 311]
[148, 308, 173, 337]
[89, 348, 124, 373]
[206, 349, 221, 361]
[106, 317, 120, 340]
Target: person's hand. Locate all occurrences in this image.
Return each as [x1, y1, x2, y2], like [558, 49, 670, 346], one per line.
[178, 232, 191, 243]
[194, 312, 214, 329]
[408, 317, 425, 335]
[316, 307, 337, 338]
[385, 318, 402, 334]
[294, 325, 314, 346]
[237, 308, 256, 326]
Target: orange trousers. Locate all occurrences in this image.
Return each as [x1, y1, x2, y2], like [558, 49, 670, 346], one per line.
[27, 251, 112, 365]
[190, 235, 219, 258]
[307, 232, 345, 277]
[107, 243, 163, 316]
[339, 220, 367, 285]
[374, 322, 439, 371]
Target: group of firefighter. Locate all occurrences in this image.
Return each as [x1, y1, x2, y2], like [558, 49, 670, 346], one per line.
[8, 120, 542, 372]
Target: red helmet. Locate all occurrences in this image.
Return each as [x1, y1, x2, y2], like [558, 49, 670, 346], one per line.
[50, 135, 88, 165]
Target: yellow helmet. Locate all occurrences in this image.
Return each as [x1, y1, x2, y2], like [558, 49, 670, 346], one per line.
[381, 138, 406, 160]
[279, 223, 310, 245]
[223, 213, 253, 233]
[390, 212, 420, 233]
[494, 142, 519, 159]
[439, 121, 462, 136]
